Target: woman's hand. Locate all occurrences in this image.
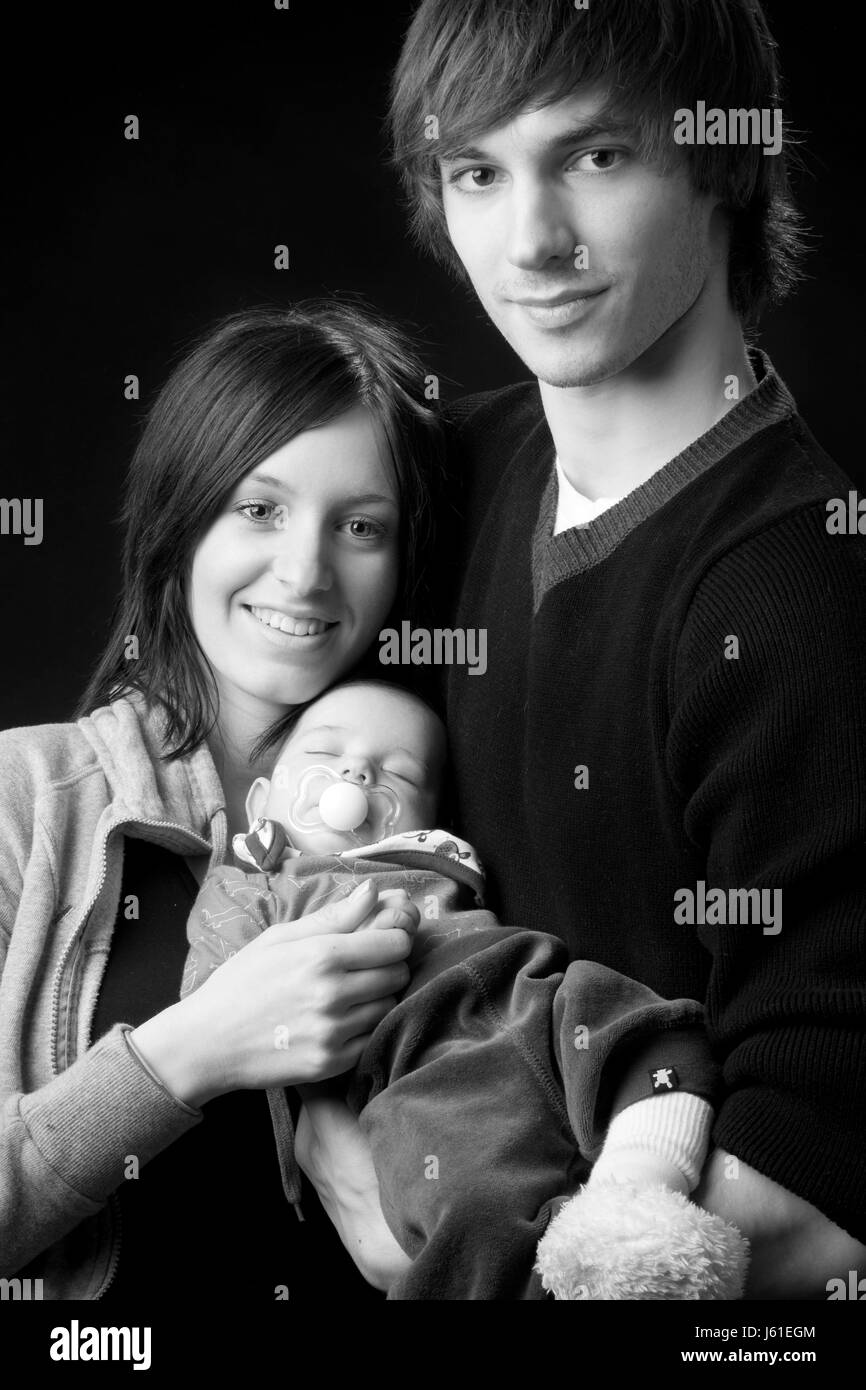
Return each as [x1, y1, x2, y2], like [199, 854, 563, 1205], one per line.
[295, 1082, 414, 1292]
[131, 879, 417, 1107]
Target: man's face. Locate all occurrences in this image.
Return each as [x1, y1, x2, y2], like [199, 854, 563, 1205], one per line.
[439, 85, 725, 388]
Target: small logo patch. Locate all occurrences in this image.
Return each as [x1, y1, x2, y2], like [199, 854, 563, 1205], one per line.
[650, 1066, 679, 1092]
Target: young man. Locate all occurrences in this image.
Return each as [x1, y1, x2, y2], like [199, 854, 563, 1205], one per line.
[388, 0, 866, 1297]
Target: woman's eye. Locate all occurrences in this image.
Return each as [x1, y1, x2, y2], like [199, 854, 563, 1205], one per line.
[341, 516, 387, 541]
[447, 166, 498, 193]
[235, 499, 281, 525]
[571, 148, 624, 173]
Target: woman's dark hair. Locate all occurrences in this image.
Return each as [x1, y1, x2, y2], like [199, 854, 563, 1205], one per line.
[388, 0, 807, 327]
[76, 300, 446, 761]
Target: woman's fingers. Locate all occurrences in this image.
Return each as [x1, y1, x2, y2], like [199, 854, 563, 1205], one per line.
[327, 1033, 376, 1075]
[332, 925, 413, 971]
[340, 995, 399, 1040]
[267, 885, 420, 944]
[267, 879, 380, 941]
[338, 962, 410, 1007]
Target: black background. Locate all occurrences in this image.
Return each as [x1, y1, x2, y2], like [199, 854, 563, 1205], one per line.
[1, 0, 863, 729]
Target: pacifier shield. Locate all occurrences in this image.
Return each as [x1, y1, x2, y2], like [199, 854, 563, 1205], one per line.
[286, 762, 402, 842]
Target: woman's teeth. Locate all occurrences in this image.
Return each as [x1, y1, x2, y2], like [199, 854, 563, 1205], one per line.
[250, 606, 331, 636]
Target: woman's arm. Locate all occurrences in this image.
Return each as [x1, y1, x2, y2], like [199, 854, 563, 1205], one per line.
[0, 1019, 201, 1278]
[1, 883, 414, 1275]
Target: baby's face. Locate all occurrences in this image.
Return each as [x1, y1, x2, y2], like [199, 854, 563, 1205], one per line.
[257, 683, 445, 854]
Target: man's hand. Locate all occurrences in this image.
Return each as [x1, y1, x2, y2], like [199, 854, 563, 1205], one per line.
[295, 1084, 413, 1291]
[694, 1148, 866, 1300]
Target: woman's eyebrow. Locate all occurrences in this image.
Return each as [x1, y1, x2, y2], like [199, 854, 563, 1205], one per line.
[243, 473, 396, 507]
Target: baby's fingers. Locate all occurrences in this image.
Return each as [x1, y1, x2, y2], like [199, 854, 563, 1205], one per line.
[366, 900, 420, 935]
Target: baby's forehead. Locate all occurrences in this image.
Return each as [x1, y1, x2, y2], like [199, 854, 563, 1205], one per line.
[281, 684, 441, 753]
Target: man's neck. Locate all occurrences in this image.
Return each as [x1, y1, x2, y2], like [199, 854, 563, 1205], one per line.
[539, 286, 756, 502]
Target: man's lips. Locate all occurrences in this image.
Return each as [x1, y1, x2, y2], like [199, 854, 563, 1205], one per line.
[511, 288, 607, 307]
[509, 288, 608, 327]
[246, 604, 337, 637]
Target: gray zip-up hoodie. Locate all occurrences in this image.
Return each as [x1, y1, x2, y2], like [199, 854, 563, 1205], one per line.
[0, 694, 228, 1297]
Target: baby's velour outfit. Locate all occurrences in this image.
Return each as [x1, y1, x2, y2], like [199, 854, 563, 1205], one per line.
[183, 823, 720, 1300]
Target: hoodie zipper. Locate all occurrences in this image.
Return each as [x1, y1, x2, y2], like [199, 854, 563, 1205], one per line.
[50, 815, 213, 1299]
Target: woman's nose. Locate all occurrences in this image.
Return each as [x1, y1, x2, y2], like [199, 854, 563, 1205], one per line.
[505, 180, 578, 271]
[339, 757, 376, 786]
[269, 522, 333, 595]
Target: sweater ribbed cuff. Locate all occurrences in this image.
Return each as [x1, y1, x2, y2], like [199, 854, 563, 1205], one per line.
[20, 1023, 202, 1202]
[590, 1092, 714, 1192]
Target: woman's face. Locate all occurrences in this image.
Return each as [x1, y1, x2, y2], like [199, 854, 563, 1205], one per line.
[188, 404, 400, 727]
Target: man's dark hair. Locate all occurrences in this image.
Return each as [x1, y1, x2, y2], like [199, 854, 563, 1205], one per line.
[389, 0, 806, 326]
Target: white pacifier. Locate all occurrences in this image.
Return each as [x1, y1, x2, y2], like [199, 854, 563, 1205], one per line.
[287, 764, 401, 842]
[318, 780, 368, 832]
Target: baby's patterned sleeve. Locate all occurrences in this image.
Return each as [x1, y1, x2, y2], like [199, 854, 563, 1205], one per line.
[180, 867, 284, 998]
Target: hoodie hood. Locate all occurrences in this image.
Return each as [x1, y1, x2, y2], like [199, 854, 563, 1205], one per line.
[76, 692, 226, 842]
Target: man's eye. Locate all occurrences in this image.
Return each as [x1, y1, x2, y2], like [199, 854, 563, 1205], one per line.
[571, 149, 624, 173]
[446, 166, 498, 192]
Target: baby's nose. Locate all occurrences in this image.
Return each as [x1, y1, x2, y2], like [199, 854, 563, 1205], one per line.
[339, 758, 375, 785]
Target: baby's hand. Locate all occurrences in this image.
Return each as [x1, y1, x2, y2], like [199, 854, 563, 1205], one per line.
[272, 886, 419, 941]
[365, 887, 420, 937]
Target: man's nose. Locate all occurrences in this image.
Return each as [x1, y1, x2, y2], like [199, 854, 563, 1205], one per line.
[339, 757, 376, 786]
[269, 519, 333, 595]
[505, 180, 578, 271]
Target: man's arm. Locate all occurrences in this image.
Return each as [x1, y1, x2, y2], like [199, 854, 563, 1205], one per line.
[670, 510, 866, 1259]
[695, 1149, 866, 1300]
[295, 1082, 412, 1291]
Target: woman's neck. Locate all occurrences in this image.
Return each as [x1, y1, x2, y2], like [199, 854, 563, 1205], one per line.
[207, 692, 288, 842]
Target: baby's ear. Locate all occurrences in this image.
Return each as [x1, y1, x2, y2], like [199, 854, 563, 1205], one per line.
[245, 776, 271, 826]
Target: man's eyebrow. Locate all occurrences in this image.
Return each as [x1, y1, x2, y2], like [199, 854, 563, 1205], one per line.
[439, 120, 634, 165]
[243, 474, 397, 507]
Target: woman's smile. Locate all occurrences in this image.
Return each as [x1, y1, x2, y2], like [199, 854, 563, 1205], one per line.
[245, 604, 338, 647]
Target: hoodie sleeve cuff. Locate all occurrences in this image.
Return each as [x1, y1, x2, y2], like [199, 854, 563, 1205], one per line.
[19, 1023, 202, 1202]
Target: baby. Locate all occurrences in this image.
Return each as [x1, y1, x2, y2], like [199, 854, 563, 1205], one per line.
[182, 679, 748, 1300]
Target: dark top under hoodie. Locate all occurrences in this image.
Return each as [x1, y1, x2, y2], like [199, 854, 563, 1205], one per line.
[435, 350, 866, 1241]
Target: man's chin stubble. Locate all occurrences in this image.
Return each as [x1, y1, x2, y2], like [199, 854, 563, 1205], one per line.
[523, 350, 631, 390]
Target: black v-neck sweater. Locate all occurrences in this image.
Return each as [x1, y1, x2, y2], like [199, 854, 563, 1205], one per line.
[437, 352, 866, 1240]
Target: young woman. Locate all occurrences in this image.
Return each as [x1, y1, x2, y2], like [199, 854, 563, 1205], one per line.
[0, 301, 443, 1300]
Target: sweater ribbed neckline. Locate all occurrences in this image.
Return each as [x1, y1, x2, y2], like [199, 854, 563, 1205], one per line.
[531, 349, 797, 610]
